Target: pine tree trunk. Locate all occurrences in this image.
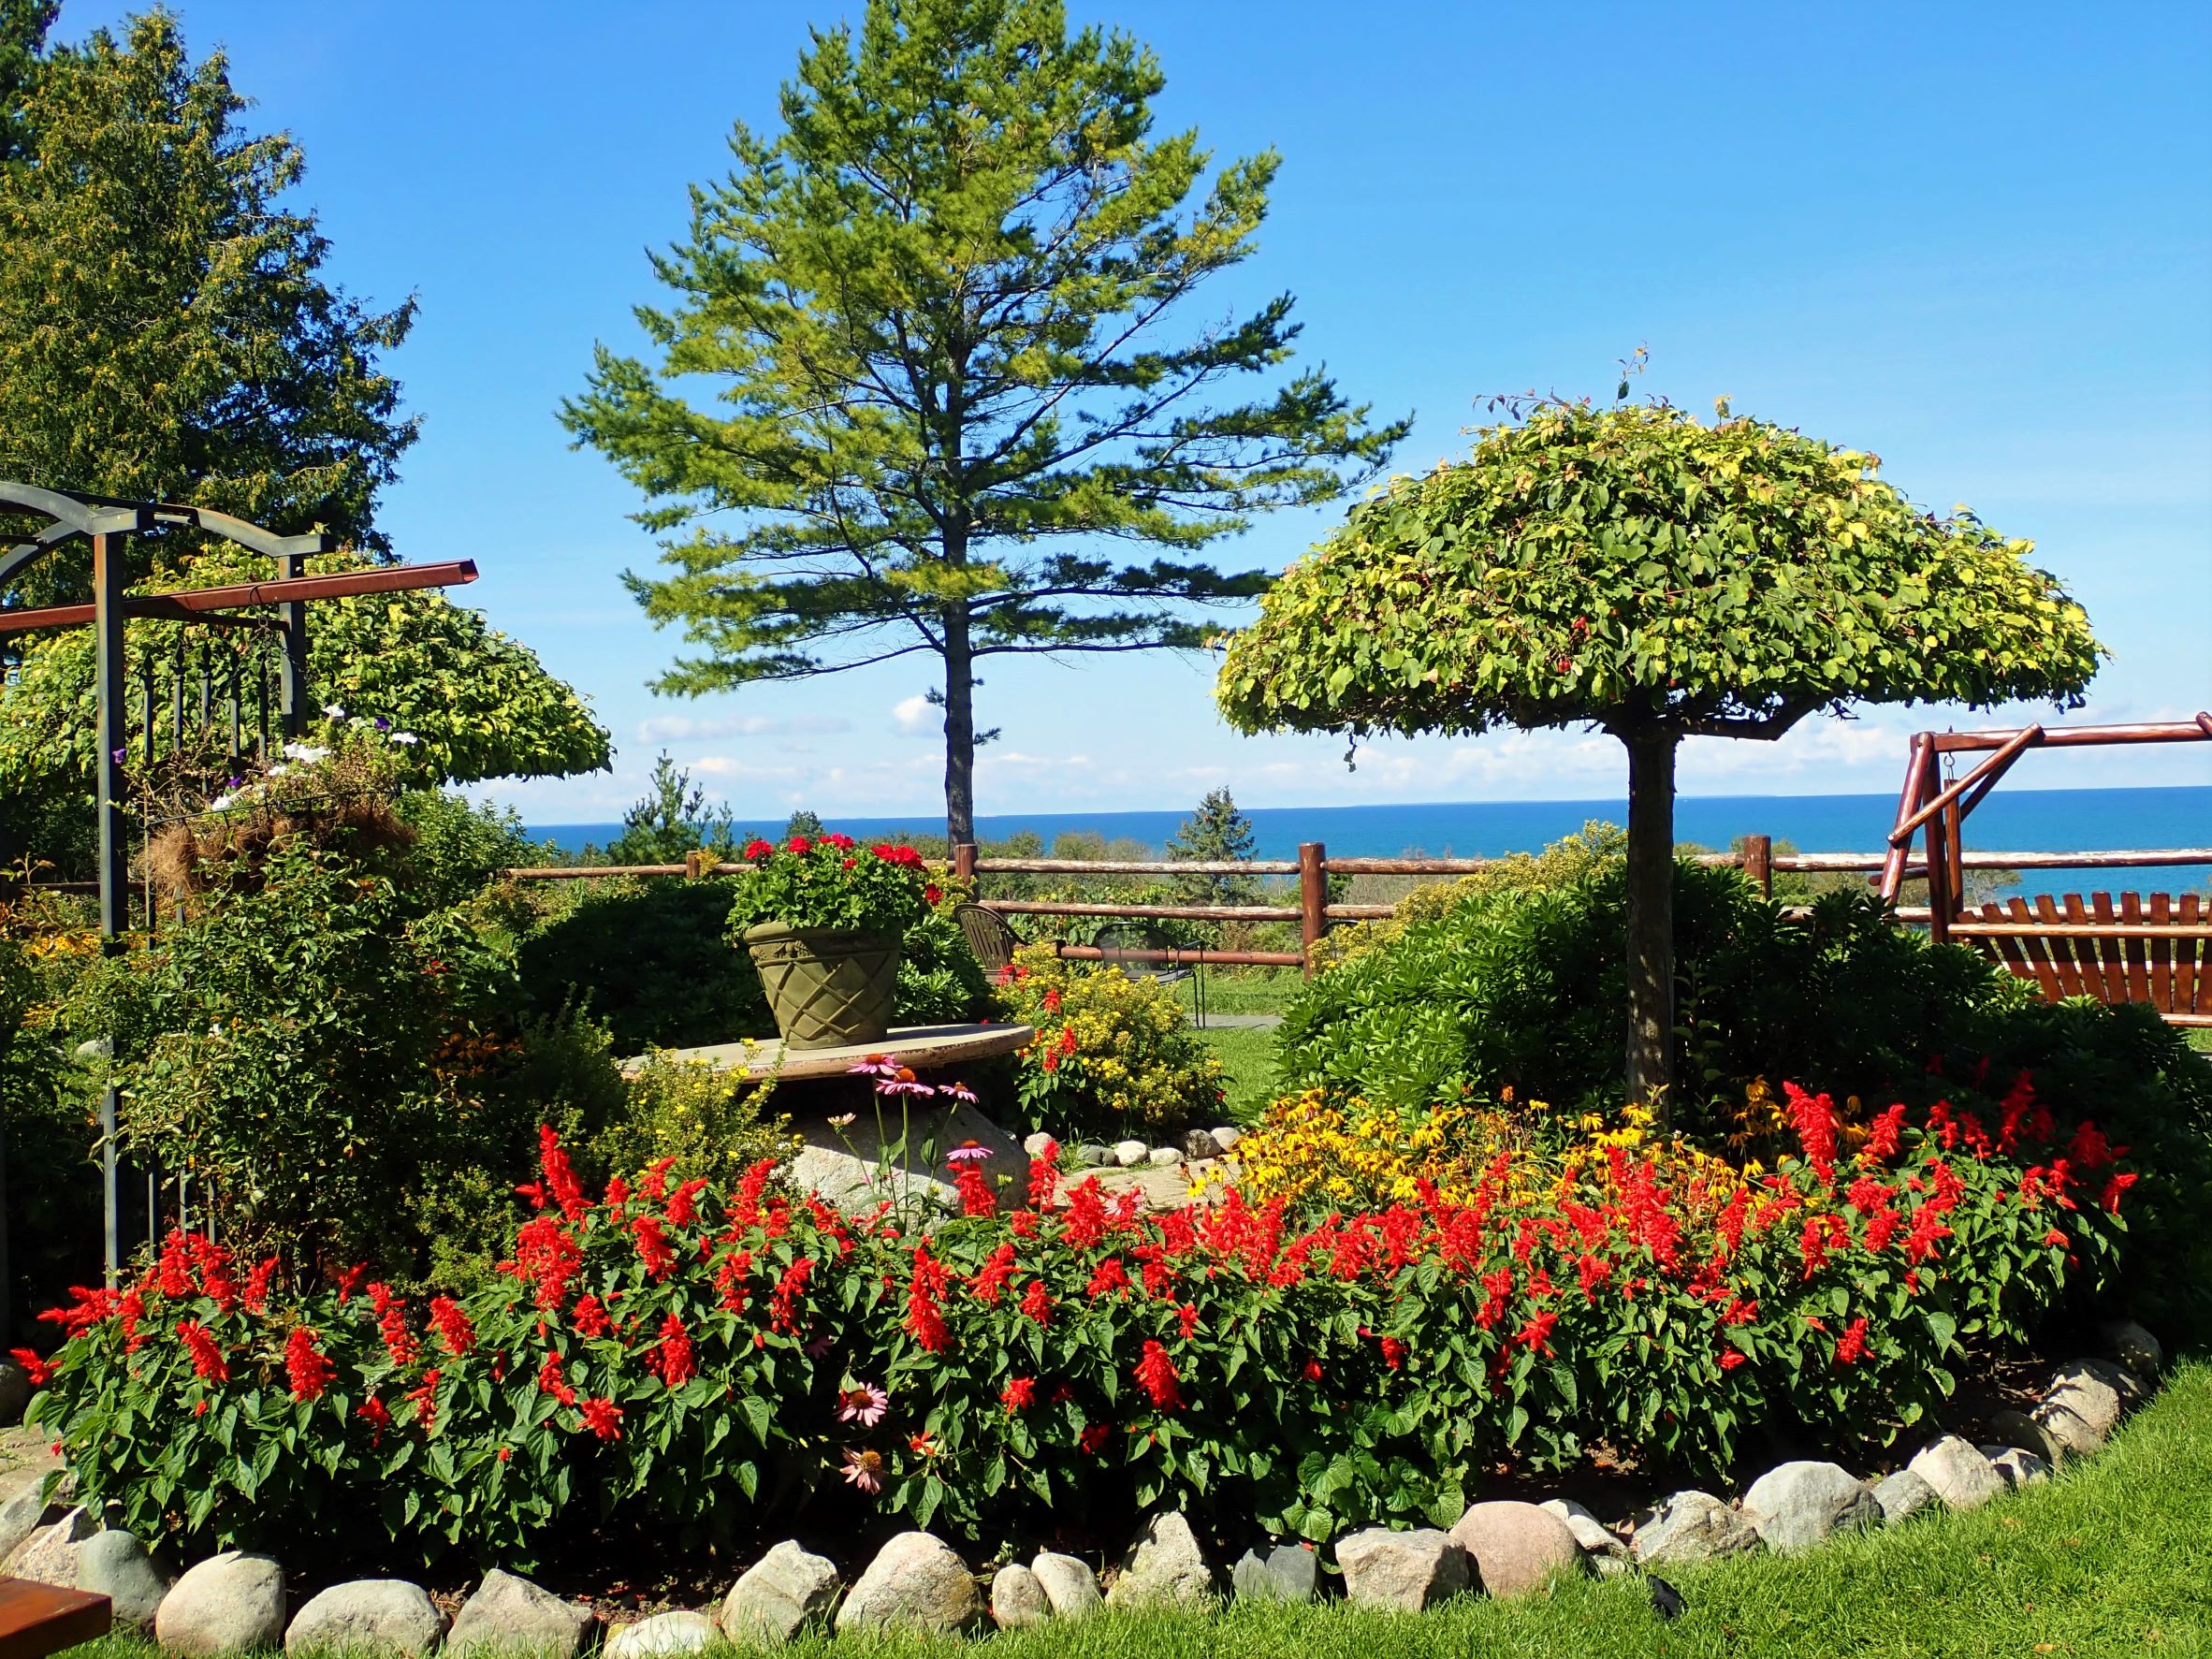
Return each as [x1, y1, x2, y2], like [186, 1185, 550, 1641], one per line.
[942, 604, 976, 847]
[1623, 722, 1680, 1120]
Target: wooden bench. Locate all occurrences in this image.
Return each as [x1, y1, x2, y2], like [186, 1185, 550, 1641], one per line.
[0, 1577, 110, 1659]
[1968, 893, 2211, 1026]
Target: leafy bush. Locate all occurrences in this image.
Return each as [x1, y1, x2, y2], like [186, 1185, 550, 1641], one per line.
[516, 879, 771, 1055]
[594, 1053, 796, 1191]
[23, 1086, 2143, 1559]
[725, 833, 936, 935]
[996, 948, 1228, 1139]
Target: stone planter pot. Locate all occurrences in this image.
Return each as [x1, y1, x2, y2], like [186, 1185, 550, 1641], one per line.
[743, 922, 901, 1050]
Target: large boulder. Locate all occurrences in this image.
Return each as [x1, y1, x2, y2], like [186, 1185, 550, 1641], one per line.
[1334, 1528, 1469, 1611]
[1104, 1512, 1213, 1608]
[0, 1486, 51, 1564]
[286, 1580, 446, 1657]
[2037, 1362, 2126, 1460]
[1907, 1436, 2003, 1512]
[720, 1541, 839, 1646]
[1739, 1462, 1880, 1553]
[6, 1505, 96, 1587]
[835, 1533, 982, 1635]
[1982, 1446, 2052, 1490]
[989, 1564, 1049, 1630]
[1028, 1552, 1102, 1620]
[446, 1568, 597, 1659]
[1449, 1500, 1582, 1596]
[2099, 1319, 2162, 1382]
[76, 1530, 172, 1632]
[155, 1551, 287, 1658]
[1870, 1469, 1941, 1525]
[1230, 1544, 1318, 1603]
[604, 1612, 717, 1659]
[1629, 1492, 1761, 1566]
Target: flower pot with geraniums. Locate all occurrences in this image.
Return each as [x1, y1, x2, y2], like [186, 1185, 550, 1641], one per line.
[728, 833, 940, 1049]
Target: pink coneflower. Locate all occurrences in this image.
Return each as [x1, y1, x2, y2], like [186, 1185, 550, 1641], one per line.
[847, 1055, 901, 1081]
[837, 1382, 890, 1427]
[945, 1141, 993, 1166]
[840, 1448, 885, 1494]
[942, 1080, 978, 1105]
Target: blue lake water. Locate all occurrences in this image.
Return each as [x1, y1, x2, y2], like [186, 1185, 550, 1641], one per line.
[530, 785, 2209, 901]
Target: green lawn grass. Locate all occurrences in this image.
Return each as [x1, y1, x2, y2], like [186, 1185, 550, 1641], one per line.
[1191, 1023, 1280, 1123]
[62, 1362, 2212, 1659]
[1172, 968, 1302, 1018]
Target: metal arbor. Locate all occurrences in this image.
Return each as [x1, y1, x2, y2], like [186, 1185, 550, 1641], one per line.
[0, 482, 477, 1288]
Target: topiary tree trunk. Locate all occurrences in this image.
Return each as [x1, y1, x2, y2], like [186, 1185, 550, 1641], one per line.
[1620, 721, 1680, 1111]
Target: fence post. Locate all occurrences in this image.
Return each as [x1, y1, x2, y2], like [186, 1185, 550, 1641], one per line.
[685, 848, 705, 880]
[1743, 833, 1772, 900]
[1299, 841, 1327, 977]
[953, 841, 977, 886]
[276, 548, 310, 739]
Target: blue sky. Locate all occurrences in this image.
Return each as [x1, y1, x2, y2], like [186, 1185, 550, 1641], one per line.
[58, 0, 2212, 825]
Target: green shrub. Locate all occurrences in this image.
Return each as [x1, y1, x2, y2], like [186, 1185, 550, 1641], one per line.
[516, 878, 771, 1054]
[590, 1052, 795, 1191]
[996, 948, 1227, 1139]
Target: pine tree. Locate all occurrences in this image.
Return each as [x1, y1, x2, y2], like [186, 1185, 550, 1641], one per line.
[1166, 785, 1259, 907]
[562, 0, 1405, 844]
[608, 753, 737, 866]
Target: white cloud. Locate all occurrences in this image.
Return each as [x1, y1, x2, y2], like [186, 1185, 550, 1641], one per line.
[892, 694, 933, 734]
[636, 712, 850, 741]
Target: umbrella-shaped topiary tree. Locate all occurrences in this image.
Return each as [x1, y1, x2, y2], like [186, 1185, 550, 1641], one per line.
[1216, 397, 2103, 1112]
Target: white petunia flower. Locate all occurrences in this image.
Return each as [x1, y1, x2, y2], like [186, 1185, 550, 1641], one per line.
[390, 731, 419, 746]
[322, 703, 346, 719]
[282, 741, 329, 763]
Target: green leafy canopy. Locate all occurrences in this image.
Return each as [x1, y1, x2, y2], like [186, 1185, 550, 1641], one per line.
[1217, 399, 2103, 745]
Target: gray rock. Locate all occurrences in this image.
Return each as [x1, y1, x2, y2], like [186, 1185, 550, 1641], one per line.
[788, 1099, 1027, 1215]
[2037, 1362, 2125, 1460]
[1334, 1527, 1469, 1611]
[0, 1486, 52, 1567]
[1449, 1501, 1583, 1595]
[2100, 1319, 2162, 1382]
[155, 1551, 287, 1658]
[836, 1533, 982, 1635]
[2066, 1356, 2148, 1405]
[0, 1359, 29, 1426]
[287, 1580, 446, 1657]
[1230, 1544, 1317, 1603]
[720, 1541, 839, 1645]
[7, 1504, 95, 1587]
[1536, 1498, 1631, 1563]
[1181, 1130, 1222, 1162]
[1208, 1126, 1243, 1152]
[447, 1568, 598, 1659]
[1981, 1445, 2052, 1490]
[76, 1530, 171, 1632]
[604, 1612, 716, 1659]
[1075, 1143, 1113, 1169]
[1112, 1140, 1148, 1169]
[1907, 1435, 2004, 1512]
[1022, 1131, 1059, 1161]
[1739, 1462, 1879, 1553]
[989, 1564, 1050, 1630]
[1104, 1511, 1213, 1608]
[1989, 1409, 2059, 1465]
[1629, 1492, 1762, 1566]
[1146, 1147, 1182, 1168]
[1028, 1552, 1101, 1620]
[1870, 1469, 1941, 1524]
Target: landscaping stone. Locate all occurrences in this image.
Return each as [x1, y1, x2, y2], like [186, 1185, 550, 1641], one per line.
[720, 1541, 839, 1646]
[836, 1532, 982, 1635]
[1739, 1462, 1879, 1552]
[2069, 1355, 2148, 1404]
[1334, 1527, 1469, 1611]
[0, 1486, 51, 1567]
[1230, 1543, 1317, 1603]
[1146, 1146, 1181, 1168]
[989, 1564, 1050, 1630]
[1907, 1435, 2004, 1512]
[1989, 1409, 2060, 1465]
[287, 1580, 447, 1657]
[1208, 1126, 1242, 1152]
[76, 1530, 171, 1632]
[788, 1099, 1027, 1215]
[1112, 1140, 1148, 1168]
[1028, 1552, 1101, 1620]
[2100, 1319, 2162, 1381]
[2038, 1361, 2126, 1460]
[1537, 1498, 1632, 1569]
[0, 1358, 29, 1426]
[1181, 1129, 1222, 1162]
[1629, 1491, 1762, 1566]
[1104, 1511, 1213, 1608]
[1449, 1500, 1583, 1595]
[1022, 1131, 1057, 1160]
[446, 1568, 597, 1659]
[1075, 1143, 1112, 1168]
[1870, 1469, 1941, 1524]
[1982, 1446, 2052, 1490]
[155, 1551, 286, 1658]
[604, 1612, 717, 1659]
[6, 1504, 95, 1586]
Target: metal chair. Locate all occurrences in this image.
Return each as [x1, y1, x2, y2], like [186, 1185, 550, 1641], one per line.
[953, 903, 1021, 976]
[1093, 922, 1207, 1026]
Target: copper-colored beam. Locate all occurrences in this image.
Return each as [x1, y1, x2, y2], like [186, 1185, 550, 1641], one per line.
[1891, 723, 2044, 844]
[0, 560, 477, 633]
[1928, 718, 2211, 752]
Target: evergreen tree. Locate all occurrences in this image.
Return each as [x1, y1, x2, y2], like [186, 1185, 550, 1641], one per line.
[562, 0, 1405, 844]
[782, 808, 825, 840]
[1167, 785, 1259, 907]
[608, 753, 737, 866]
[0, 10, 416, 599]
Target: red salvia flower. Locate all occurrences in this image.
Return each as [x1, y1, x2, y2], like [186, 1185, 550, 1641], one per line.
[189, 1237, 238, 1312]
[905, 1244, 953, 1352]
[369, 1283, 420, 1365]
[579, 1397, 623, 1440]
[1720, 1347, 1749, 1371]
[175, 1319, 228, 1383]
[1833, 1317, 1870, 1367]
[153, 1230, 195, 1299]
[429, 1296, 476, 1357]
[712, 1253, 753, 1316]
[284, 1327, 335, 1401]
[632, 1215, 676, 1281]
[666, 1177, 708, 1227]
[1861, 1102, 1910, 1163]
[8, 1347, 51, 1387]
[405, 1368, 442, 1431]
[1086, 1258, 1129, 1299]
[969, 1243, 1017, 1305]
[953, 1166, 997, 1218]
[537, 1351, 577, 1405]
[243, 1258, 280, 1314]
[1176, 1302, 1200, 1340]
[333, 1263, 369, 1304]
[536, 1126, 589, 1220]
[768, 1258, 814, 1333]
[1000, 1376, 1036, 1413]
[357, 1395, 392, 1441]
[1133, 1339, 1183, 1410]
[2101, 1171, 2139, 1214]
[1514, 1309, 1559, 1357]
[1019, 1279, 1054, 1326]
[1379, 1334, 1406, 1370]
[1078, 1423, 1111, 1454]
[651, 1314, 696, 1388]
[1783, 1083, 1840, 1183]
